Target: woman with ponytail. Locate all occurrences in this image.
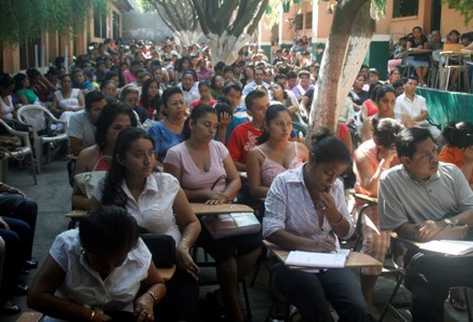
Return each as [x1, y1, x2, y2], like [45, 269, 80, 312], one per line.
[92, 128, 201, 322]
[439, 122, 473, 187]
[246, 104, 308, 199]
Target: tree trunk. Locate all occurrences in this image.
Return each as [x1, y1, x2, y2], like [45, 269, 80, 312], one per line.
[175, 30, 204, 48]
[206, 31, 253, 65]
[309, 0, 375, 134]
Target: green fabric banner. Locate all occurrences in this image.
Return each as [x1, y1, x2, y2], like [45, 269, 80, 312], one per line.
[417, 87, 473, 128]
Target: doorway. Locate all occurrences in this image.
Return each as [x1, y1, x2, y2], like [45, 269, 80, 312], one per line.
[431, 0, 442, 32]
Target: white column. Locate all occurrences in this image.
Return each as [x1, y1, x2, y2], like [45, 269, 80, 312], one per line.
[278, 3, 283, 46]
[64, 46, 68, 72]
[34, 45, 39, 68]
[312, 0, 318, 42]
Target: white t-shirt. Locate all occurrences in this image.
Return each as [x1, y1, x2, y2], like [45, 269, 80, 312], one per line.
[49, 229, 151, 313]
[394, 93, 427, 120]
[178, 83, 200, 108]
[67, 110, 96, 148]
[93, 172, 182, 244]
[0, 95, 14, 120]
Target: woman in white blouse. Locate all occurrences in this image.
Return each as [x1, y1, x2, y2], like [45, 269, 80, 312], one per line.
[52, 74, 85, 124]
[94, 127, 201, 322]
[28, 206, 166, 322]
[263, 129, 369, 322]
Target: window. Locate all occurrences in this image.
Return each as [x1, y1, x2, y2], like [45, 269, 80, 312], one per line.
[305, 12, 312, 29]
[294, 13, 303, 31]
[94, 9, 107, 38]
[393, 0, 419, 18]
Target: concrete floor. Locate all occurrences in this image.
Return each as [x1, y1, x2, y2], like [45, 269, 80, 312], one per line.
[2, 159, 471, 322]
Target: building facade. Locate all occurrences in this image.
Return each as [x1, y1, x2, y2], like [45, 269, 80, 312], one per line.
[258, 0, 473, 78]
[0, 0, 133, 74]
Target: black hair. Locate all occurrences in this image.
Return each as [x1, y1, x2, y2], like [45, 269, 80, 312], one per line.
[13, 73, 27, 92]
[215, 101, 233, 123]
[176, 56, 192, 73]
[223, 65, 234, 74]
[102, 127, 155, 207]
[309, 128, 351, 164]
[141, 79, 161, 116]
[286, 71, 298, 79]
[442, 122, 473, 149]
[100, 79, 116, 91]
[181, 69, 197, 81]
[214, 61, 226, 74]
[161, 87, 183, 118]
[104, 71, 119, 82]
[95, 102, 137, 150]
[245, 89, 267, 111]
[119, 85, 140, 102]
[223, 82, 242, 95]
[210, 75, 224, 90]
[26, 68, 41, 80]
[79, 206, 139, 257]
[0, 73, 13, 89]
[182, 104, 216, 140]
[372, 118, 404, 148]
[257, 104, 291, 144]
[198, 80, 211, 90]
[373, 84, 396, 105]
[85, 91, 105, 111]
[274, 74, 288, 83]
[395, 127, 434, 159]
[407, 75, 419, 82]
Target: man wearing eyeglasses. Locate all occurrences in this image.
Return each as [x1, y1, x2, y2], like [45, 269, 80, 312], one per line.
[378, 127, 473, 322]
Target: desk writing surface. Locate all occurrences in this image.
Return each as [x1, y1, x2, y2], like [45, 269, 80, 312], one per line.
[190, 203, 253, 216]
[353, 193, 378, 204]
[263, 240, 382, 268]
[65, 210, 88, 218]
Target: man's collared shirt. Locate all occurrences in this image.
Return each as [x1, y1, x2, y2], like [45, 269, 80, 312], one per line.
[379, 162, 473, 231]
[263, 165, 354, 249]
[394, 93, 427, 121]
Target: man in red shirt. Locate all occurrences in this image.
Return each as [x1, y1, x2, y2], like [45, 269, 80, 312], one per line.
[227, 89, 269, 171]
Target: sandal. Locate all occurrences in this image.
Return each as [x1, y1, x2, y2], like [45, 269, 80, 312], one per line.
[448, 288, 467, 311]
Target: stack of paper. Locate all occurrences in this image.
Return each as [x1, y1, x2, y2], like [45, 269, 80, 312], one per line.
[285, 249, 350, 268]
[418, 240, 473, 256]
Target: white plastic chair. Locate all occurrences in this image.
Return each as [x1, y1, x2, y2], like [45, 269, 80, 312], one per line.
[0, 118, 38, 184]
[16, 105, 68, 172]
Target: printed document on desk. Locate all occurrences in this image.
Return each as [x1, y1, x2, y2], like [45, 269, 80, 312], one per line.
[418, 240, 473, 256]
[285, 249, 350, 268]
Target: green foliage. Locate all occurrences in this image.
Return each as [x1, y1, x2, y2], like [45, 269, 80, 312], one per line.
[0, 0, 107, 44]
[444, 0, 473, 23]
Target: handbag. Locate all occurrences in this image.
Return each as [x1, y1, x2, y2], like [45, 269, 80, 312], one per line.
[141, 233, 176, 268]
[74, 171, 107, 199]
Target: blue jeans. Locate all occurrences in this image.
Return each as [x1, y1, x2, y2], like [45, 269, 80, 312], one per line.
[272, 263, 369, 322]
[0, 217, 32, 299]
[0, 193, 37, 258]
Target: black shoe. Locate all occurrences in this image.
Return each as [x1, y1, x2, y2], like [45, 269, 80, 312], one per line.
[25, 259, 38, 270]
[14, 283, 28, 296]
[1, 301, 21, 314]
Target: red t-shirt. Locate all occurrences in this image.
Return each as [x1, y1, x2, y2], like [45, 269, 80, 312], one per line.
[227, 122, 262, 164]
[191, 98, 217, 109]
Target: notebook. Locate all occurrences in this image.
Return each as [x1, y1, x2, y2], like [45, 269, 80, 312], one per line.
[285, 249, 350, 268]
[201, 212, 261, 239]
[418, 240, 473, 256]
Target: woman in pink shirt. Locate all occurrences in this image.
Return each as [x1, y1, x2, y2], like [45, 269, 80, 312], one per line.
[164, 105, 262, 322]
[247, 104, 309, 199]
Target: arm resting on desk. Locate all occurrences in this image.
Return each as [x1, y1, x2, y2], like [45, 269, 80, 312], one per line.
[266, 230, 336, 253]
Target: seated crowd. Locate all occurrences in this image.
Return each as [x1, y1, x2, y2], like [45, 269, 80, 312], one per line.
[388, 25, 473, 90]
[0, 37, 472, 322]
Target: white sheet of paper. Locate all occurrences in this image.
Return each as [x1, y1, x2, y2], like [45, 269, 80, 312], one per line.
[418, 240, 473, 256]
[285, 250, 350, 268]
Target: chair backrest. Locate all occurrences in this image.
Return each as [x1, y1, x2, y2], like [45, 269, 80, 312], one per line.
[17, 105, 48, 132]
